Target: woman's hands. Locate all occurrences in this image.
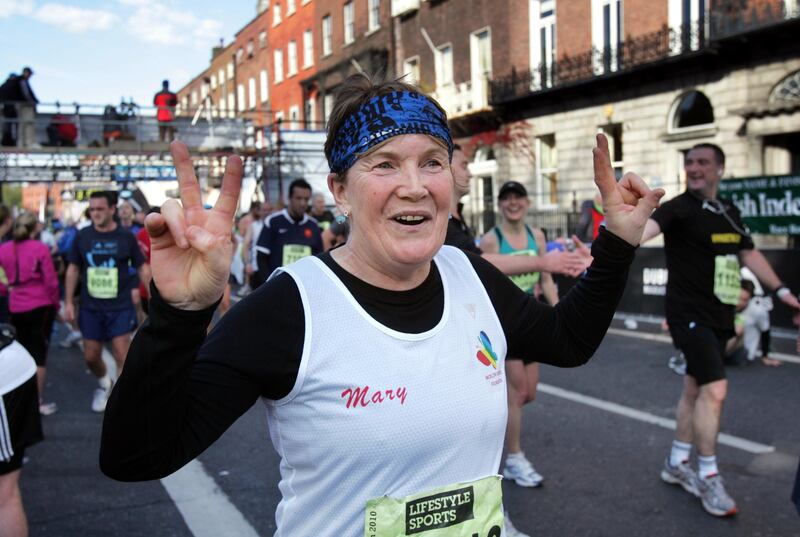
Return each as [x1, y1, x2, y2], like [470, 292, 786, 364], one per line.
[593, 134, 665, 246]
[145, 141, 243, 310]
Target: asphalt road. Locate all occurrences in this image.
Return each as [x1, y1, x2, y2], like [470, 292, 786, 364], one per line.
[20, 318, 800, 537]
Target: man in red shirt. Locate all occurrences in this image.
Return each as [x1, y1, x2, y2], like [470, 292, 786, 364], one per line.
[153, 80, 177, 142]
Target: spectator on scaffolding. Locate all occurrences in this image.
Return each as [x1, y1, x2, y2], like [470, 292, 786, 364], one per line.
[0, 73, 20, 147]
[45, 113, 78, 147]
[153, 80, 177, 143]
[16, 67, 38, 148]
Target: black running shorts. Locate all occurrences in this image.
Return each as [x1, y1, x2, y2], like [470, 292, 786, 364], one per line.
[0, 375, 43, 475]
[669, 322, 732, 386]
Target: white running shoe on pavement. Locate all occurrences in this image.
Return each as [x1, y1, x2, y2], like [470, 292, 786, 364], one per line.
[504, 515, 530, 537]
[696, 473, 738, 517]
[660, 458, 698, 496]
[503, 453, 544, 487]
[91, 383, 113, 413]
[59, 329, 82, 349]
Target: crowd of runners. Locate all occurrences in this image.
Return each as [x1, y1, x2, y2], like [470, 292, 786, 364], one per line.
[2, 74, 799, 537]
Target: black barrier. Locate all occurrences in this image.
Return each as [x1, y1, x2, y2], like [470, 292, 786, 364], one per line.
[616, 247, 800, 329]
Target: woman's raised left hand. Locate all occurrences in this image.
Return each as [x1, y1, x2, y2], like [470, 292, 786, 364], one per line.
[593, 134, 665, 246]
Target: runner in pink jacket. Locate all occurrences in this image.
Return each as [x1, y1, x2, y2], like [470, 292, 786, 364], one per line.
[0, 213, 60, 415]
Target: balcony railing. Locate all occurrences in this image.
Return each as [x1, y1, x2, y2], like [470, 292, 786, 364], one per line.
[491, 1, 799, 105]
[710, 0, 800, 40]
[433, 76, 490, 119]
[491, 23, 703, 104]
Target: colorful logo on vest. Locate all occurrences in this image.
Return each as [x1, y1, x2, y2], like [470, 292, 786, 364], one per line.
[476, 331, 498, 369]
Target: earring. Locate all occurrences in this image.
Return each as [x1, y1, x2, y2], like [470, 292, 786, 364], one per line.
[343, 210, 350, 218]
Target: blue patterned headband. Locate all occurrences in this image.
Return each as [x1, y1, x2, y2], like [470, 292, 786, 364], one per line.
[327, 91, 453, 174]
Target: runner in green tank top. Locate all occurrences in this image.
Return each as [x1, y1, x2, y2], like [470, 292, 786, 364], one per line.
[479, 181, 558, 490]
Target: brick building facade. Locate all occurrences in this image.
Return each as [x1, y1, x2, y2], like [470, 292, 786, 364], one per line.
[302, 0, 394, 126]
[266, 0, 318, 128]
[175, 0, 800, 241]
[476, 0, 800, 241]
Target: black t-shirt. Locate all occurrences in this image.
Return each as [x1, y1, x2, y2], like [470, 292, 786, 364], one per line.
[67, 225, 144, 311]
[100, 229, 634, 480]
[445, 216, 482, 254]
[651, 191, 754, 329]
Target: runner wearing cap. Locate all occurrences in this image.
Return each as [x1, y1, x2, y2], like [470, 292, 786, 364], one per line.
[446, 146, 590, 278]
[479, 180, 556, 491]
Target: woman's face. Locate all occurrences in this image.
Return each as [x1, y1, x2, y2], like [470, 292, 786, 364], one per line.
[499, 193, 529, 224]
[331, 134, 452, 274]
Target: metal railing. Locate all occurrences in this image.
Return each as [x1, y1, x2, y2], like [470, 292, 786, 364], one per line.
[710, 0, 800, 40]
[1, 101, 249, 151]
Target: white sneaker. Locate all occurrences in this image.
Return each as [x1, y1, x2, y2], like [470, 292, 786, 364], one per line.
[503, 453, 544, 487]
[91, 383, 113, 413]
[505, 515, 531, 537]
[59, 329, 82, 348]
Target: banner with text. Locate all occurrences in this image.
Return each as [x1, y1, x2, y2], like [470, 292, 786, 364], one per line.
[718, 175, 800, 235]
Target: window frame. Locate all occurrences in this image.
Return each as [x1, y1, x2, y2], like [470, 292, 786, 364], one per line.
[343, 2, 355, 45]
[287, 40, 298, 76]
[403, 55, 420, 85]
[535, 133, 558, 209]
[367, 0, 381, 33]
[274, 48, 285, 83]
[435, 43, 454, 88]
[303, 29, 314, 68]
[260, 70, 269, 103]
[322, 15, 333, 56]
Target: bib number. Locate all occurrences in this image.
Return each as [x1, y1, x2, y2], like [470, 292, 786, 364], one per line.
[713, 255, 740, 306]
[364, 475, 503, 537]
[282, 244, 312, 266]
[87, 267, 119, 299]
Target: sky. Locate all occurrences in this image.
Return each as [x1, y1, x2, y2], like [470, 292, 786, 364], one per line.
[0, 0, 253, 113]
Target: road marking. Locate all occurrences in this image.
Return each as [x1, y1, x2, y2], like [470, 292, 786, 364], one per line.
[160, 459, 260, 537]
[606, 327, 800, 365]
[537, 383, 776, 455]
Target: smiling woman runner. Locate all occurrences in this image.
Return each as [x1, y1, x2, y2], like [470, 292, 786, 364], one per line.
[100, 74, 664, 537]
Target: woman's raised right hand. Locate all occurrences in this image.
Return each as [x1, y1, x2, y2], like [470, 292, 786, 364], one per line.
[145, 141, 243, 310]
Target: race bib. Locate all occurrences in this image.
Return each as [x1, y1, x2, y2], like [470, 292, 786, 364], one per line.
[282, 244, 312, 266]
[87, 267, 119, 299]
[507, 251, 539, 294]
[364, 475, 503, 537]
[713, 255, 740, 306]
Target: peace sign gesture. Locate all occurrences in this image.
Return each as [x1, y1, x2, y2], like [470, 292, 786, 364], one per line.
[593, 134, 665, 246]
[145, 141, 243, 310]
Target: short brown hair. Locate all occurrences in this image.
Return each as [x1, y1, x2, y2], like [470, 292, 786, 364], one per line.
[690, 143, 725, 166]
[324, 74, 447, 180]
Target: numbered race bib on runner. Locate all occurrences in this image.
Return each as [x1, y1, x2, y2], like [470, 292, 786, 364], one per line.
[87, 266, 119, 299]
[713, 255, 740, 306]
[364, 475, 503, 537]
[282, 244, 312, 266]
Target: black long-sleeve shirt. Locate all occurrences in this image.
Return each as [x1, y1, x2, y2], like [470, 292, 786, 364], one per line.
[100, 228, 634, 481]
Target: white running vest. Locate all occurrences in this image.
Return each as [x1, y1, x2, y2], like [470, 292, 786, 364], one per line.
[266, 246, 508, 537]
